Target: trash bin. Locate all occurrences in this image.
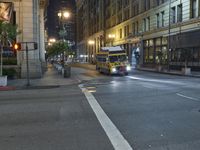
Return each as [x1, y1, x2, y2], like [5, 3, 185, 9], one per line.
[63, 65, 71, 78]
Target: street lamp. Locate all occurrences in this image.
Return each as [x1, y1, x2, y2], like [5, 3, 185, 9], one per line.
[58, 11, 70, 19]
[57, 10, 71, 61]
[48, 38, 56, 46]
[108, 34, 115, 46]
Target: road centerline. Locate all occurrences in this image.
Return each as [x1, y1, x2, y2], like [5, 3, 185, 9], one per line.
[79, 84, 133, 150]
[176, 93, 200, 102]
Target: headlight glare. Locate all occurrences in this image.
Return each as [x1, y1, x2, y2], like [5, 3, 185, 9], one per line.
[111, 67, 117, 73]
[126, 66, 131, 71]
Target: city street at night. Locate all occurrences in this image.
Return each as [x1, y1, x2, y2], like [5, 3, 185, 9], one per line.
[1, 0, 200, 150]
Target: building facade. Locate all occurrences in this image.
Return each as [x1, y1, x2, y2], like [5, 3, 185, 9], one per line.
[2, 0, 48, 78]
[76, 0, 200, 70]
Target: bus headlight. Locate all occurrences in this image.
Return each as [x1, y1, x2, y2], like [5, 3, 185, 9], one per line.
[126, 66, 131, 71]
[111, 67, 117, 73]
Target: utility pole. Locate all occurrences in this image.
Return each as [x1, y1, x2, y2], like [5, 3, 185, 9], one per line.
[167, 0, 171, 71]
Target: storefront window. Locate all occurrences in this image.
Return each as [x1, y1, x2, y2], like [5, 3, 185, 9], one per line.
[162, 46, 167, 64]
[144, 47, 149, 63]
[162, 37, 167, 45]
[193, 48, 199, 62]
[149, 39, 153, 46]
[156, 38, 161, 46]
[155, 47, 161, 63]
[149, 47, 154, 63]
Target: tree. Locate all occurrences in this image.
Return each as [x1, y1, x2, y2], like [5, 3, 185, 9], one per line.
[0, 20, 19, 76]
[157, 50, 163, 65]
[46, 41, 69, 60]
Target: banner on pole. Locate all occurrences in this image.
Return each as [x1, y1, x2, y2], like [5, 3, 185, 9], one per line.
[0, 2, 13, 23]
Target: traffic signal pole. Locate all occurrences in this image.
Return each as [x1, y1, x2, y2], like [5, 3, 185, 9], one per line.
[14, 42, 38, 86]
[25, 43, 30, 86]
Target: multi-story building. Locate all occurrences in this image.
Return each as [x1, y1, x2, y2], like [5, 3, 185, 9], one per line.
[76, 0, 200, 70]
[76, 0, 105, 63]
[2, 0, 48, 78]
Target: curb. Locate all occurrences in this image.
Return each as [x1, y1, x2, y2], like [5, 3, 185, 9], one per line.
[0, 86, 16, 91]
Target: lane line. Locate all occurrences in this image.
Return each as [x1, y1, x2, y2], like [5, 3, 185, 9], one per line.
[79, 84, 133, 150]
[127, 76, 183, 85]
[176, 93, 200, 102]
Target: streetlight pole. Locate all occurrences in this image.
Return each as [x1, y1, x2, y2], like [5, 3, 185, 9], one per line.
[58, 10, 70, 62]
[167, 0, 171, 71]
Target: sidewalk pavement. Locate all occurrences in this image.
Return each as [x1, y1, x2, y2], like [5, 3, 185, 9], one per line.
[137, 66, 200, 78]
[3, 64, 78, 90]
[0, 63, 99, 91]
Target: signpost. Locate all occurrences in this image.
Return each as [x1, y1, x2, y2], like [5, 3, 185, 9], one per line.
[15, 42, 38, 86]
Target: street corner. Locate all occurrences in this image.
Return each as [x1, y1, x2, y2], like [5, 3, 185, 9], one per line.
[0, 86, 16, 91]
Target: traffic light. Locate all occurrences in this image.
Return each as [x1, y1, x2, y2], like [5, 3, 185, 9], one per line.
[13, 43, 21, 51]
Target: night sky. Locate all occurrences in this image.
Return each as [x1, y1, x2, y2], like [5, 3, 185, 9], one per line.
[46, 0, 76, 39]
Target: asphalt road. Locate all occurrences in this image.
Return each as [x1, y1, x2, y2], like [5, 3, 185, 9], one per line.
[0, 70, 200, 150]
[0, 85, 113, 150]
[82, 71, 200, 150]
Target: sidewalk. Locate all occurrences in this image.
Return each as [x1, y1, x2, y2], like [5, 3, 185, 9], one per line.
[2, 64, 79, 90]
[137, 66, 200, 78]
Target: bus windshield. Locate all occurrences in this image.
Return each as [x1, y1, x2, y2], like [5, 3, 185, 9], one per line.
[109, 55, 127, 63]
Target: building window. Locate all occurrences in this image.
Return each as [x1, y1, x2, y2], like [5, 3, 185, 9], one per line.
[124, 26, 127, 37]
[124, 8, 130, 21]
[143, 18, 146, 32]
[191, 0, 198, 18]
[156, 13, 160, 28]
[144, 0, 150, 10]
[124, 25, 129, 37]
[146, 17, 150, 31]
[177, 4, 183, 22]
[127, 25, 129, 36]
[171, 7, 176, 23]
[136, 21, 139, 34]
[119, 28, 122, 38]
[144, 37, 168, 64]
[123, 0, 129, 8]
[161, 11, 165, 27]
[132, 22, 135, 35]
[132, 1, 139, 17]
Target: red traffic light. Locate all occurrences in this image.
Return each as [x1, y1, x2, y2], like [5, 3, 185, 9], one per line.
[13, 43, 21, 51]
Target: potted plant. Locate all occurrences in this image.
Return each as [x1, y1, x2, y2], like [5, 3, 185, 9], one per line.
[0, 20, 18, 86]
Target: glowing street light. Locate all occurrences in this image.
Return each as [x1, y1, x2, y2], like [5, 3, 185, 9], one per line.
[49, 38, 56, 43]
[58, 11, 70, 19]
[88, 40, 95, 45]
[108, 34, 115, 46]
[108, 34, 115, 39]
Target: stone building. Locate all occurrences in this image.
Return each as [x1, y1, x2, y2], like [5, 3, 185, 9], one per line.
[3, 0, 48, 78]
[76, 0, 200, 70]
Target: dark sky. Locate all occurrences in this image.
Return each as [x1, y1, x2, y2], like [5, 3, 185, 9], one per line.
[46, 0, 76, 38]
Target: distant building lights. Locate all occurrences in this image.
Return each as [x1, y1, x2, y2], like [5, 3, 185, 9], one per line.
[108, 34, 115, 39]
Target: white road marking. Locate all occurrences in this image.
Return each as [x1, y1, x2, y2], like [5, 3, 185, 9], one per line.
[127, 76, 183, 85]
[176, 93, 200, 102]
[79, 84, 133, 150]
